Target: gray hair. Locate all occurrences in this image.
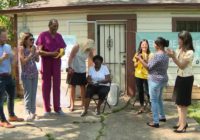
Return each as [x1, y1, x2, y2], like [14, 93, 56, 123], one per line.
[48, 19, 58, 26]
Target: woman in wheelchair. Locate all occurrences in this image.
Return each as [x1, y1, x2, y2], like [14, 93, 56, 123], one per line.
[81, 55, 111, 117]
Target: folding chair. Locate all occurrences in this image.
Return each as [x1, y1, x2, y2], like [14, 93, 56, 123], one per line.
[91, 81, 112, 113]
[92, 93, 111, 113]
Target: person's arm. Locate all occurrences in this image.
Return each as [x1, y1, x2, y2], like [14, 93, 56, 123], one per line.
[136, 54, 148, 69]
[38, 45, 59, 57]
[98, 74, 111, 84]
[88, 48, 95, 60]
[32, 46, 39, 62]
[67, 44, 79, 68]
[19, 46, 34, 65]
[87, 75, 93, 84]
[133, 53, 138, 67]
[168, 49, 193, 70]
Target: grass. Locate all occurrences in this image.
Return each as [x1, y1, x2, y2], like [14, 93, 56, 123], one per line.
[188, 100, 200, 124]
[4, 97, 23, 106]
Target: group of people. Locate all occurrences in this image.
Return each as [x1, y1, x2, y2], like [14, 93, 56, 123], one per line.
[0, 19, 111, 128]
[133, 31, 194, 133]
[0, 18, 195, 133]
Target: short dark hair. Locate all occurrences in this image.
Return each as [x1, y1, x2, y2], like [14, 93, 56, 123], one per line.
[155, 37, 169, 48]
[93, 55, 103, 63]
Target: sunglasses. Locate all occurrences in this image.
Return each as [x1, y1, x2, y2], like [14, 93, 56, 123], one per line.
[29, 38, 35, 41]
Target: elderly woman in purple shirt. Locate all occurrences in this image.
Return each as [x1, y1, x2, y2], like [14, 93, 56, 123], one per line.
[137, 37, 169, 128]
[36, 19, 66, 116]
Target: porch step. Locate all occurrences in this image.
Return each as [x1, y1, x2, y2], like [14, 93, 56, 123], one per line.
[163, 86, 200, 100]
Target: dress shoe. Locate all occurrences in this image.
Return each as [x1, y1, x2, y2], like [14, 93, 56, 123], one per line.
[174, 124, 188, 133]
[159, 118, 166, 122]
[147, 122, 159, 128]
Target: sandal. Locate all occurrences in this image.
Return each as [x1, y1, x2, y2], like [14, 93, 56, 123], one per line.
[147, 122, 159, 128]
[137, 109, 144, 114]
[69, 108, 74, 112]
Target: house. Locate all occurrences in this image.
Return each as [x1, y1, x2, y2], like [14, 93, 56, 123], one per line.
[1, 0, 200, 98]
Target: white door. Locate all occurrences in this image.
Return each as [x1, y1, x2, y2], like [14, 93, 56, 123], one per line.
[97, 24, 126, 92]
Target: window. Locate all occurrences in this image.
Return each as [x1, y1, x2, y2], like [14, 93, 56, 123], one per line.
[172, 17, 200, 32]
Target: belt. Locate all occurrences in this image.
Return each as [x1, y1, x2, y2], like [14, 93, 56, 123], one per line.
[0, 73, 11, 77]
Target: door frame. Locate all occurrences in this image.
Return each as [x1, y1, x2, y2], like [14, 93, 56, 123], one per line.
[87, 14, 137, 96]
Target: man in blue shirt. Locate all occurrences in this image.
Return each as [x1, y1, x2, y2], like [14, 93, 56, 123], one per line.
[0, 28, 23, 128]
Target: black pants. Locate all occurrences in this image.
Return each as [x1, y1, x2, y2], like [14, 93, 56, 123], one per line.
[85, 84, 110, 100]
[135, 77, 149, 106]
[0, 76, 16, 121]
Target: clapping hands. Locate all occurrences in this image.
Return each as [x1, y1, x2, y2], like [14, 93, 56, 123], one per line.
[166, 48, 175, 58]
[0, 52, 9, 64]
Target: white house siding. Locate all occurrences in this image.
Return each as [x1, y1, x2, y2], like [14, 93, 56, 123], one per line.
[137, 12, 200, 87]
[17, 12, 88, 38]
[16, 10, 200, 88]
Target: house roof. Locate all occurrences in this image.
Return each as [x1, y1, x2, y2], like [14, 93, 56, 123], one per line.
[1, 0, 200, 15]
[11, 0, 200, 8]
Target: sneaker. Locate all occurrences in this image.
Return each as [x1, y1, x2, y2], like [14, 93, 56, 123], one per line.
[0, 121, 15, 128]
[8, 116, 24, 122]
[43, 112, 51, 117]
[24, 115, 33, 122]
[55, 110, 66, 116]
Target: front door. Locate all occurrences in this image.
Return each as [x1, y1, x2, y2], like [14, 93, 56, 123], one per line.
[97, 24, 126, 92]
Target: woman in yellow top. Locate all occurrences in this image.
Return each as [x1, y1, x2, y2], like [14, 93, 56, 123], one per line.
[133, 39, 151, 114]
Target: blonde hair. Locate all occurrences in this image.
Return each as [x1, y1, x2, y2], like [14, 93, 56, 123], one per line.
[19, 32, 33, 48]
[79, 39, 95, 52]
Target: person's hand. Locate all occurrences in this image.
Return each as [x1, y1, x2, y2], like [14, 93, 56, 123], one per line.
[135, 54, 142, 61]
[166, 48, 175, 58]
[0, 52, 9, 64]
[54, 48, 65, 59]
[66, 67, 74, 75]
[52, 51, 59, 57]
[2, 52, 9, 59]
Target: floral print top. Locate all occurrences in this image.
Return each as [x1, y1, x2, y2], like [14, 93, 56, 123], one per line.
[147, 53, 169, 83]
[21, 47, 38, 79]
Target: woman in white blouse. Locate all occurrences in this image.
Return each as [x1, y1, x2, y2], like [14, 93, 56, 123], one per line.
[167, 31, 195, 133]
[80, 55, 111, 117]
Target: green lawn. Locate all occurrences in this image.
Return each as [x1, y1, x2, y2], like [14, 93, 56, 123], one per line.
[188, 101, 200, 124]
[4, 98, 23, 106]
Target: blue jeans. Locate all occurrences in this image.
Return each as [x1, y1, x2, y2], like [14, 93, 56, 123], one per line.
[0, 76, 16, 121]
[148, 80, 166, 124]
[22, 76, 38, 115]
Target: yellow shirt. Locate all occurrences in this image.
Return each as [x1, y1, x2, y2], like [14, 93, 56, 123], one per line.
[133, 52, 152, 79]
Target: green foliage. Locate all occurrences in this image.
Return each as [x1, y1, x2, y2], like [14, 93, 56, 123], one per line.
[188, 101, 200, 124]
